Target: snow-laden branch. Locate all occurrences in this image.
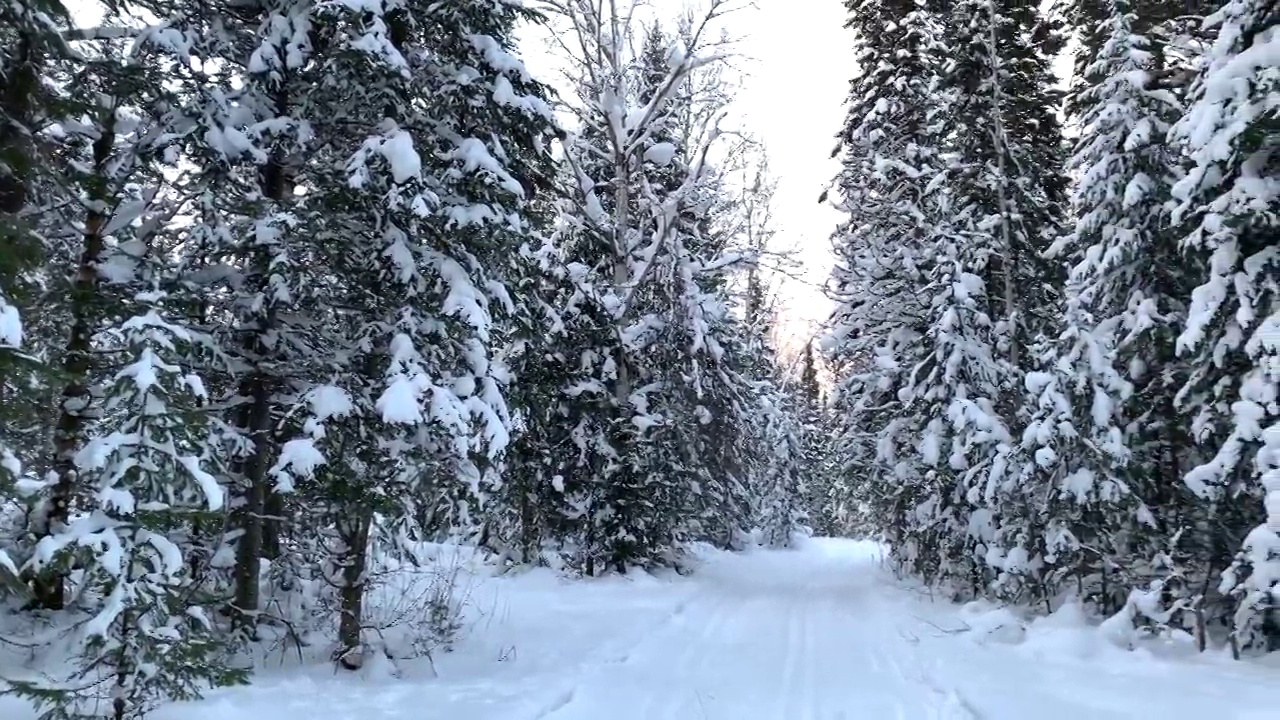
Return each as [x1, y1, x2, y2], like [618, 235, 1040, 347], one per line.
[615, 111, 725, 319]
[542, 0, 742, 322]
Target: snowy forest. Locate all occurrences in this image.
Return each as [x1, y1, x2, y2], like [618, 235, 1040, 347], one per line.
[825, 0, 1278, 660]
[0, 0, 1276, 718]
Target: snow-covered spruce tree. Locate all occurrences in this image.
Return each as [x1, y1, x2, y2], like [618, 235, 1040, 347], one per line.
[824, 0, 948, 579]
[0, 72, 36, 591]
[11, 288, 245, 720]
[644, 22, 769, 552]
[522, 141, 627, 572]
[0, 289, 25, 599]
[745, 328, 809, 548]
[752, 388, 808, 548]
[534, 0, 755, 572]
[496, 182, 605, 565]
[1167, 0, 1278, 655]
[16, 16, 145, 612]
[0, 0, 67, 344]
[618, 22, 717, 551]
[491, 278, 566, 565]
[44, 0, 314, 630]
[5, 11, 249, 620]
[0, 20, 254, 715]
[1066, 0, 1199, 113]
[198, 0, 559, 667]
[195, 2, 330, 637]
[915, 0, 1068, 598]
[1018, 0, 1193, 615]
[820, 349, 873, 538]
[481, 158, 562, 567]
[0, 0, 72, 584]
[798, 341, 821, 407]
[731, 179, 807, 549]
[795, 340, 835, 535]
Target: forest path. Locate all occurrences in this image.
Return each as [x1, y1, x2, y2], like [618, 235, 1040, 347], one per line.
[526, 539, 968, 720]
[510, 539, 1277, 720]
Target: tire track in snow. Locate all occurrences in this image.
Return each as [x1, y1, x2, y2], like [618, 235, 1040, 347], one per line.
[532, 544, 985, 720]
[793, 595, 821, 720]
[526, 592, 699, 720]
[647, 596, 735, 719]
[775, 601, 805, 719]
[533, 593, 733, 720]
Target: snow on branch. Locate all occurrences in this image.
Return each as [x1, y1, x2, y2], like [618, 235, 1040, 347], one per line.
[540, 0, 742, 322]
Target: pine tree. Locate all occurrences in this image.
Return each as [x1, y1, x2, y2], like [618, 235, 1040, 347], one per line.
[12, 289, 246, 720]
[0, 1, 69, 592]
[918, 0, 1067, 596]
[1, 14, 258, 713]
[205, 0, 564, 665]
[734, 206, 808, 548]
[795, 340, 834, 535]
[829, 0, 1069, 594]
[825, 0, 947, 574]
[1018, 0, 1191, 613]
[18, 10, 142, 610]
[753, 389, 809, 548]
[533, 0, 757, 572]
[1168, 0, 1278, 654]
[799, 341, 820, 405]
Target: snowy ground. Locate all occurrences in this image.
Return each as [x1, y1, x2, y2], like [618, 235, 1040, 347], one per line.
[5, 538, 1277, 719]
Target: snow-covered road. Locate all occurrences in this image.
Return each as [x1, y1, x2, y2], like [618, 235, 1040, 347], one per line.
[7, 539, 1275, 719]
[514, 540, 1277, 720]
[527, 541, 976, 720]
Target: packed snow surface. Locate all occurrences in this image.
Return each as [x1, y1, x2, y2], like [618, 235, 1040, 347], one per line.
[6, 539, 1276, 719]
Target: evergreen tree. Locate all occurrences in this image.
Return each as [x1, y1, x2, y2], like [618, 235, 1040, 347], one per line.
[532, 1, 762, 571]
[738, 232, 808, 548]
[0, 0, 568, 706]
[824, 0, 946, 573]
[799, 341, 820, 405]
[926, 0, 1066, 595]
[1017, 0, 1191, 613]
[11, 289, 245, 720]
[1168, 0, 1278, 653]
[4, 16, 261, 708]
[795, 340, 834, 535]
[192, 0, 564, 665]
[0, 1, 69, 589]
[829, 0, 1068, 594]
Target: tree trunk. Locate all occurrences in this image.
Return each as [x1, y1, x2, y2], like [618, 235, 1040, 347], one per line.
[0, 34, 37, 216]
[336, 510, 372, 670]
[112, 603, 136, 720]
[985, 4, 1020, 369]
[231, 86, 290, 632]
[34, 105, 117, 609]
[519, 481, 535, 564]
[230, 373, 271, 634]
[612, 144, 633, 404]
[262, 490, 284, 560]
[1100, 559, 1111, 617]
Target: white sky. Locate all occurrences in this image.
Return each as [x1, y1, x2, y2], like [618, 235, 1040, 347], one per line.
[728, 0, 852, 349]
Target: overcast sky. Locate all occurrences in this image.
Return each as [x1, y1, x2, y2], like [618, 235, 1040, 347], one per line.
[727, 0, 852, 350]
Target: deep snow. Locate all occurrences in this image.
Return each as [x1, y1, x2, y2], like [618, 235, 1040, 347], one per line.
[4, 538, 1277, 719]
